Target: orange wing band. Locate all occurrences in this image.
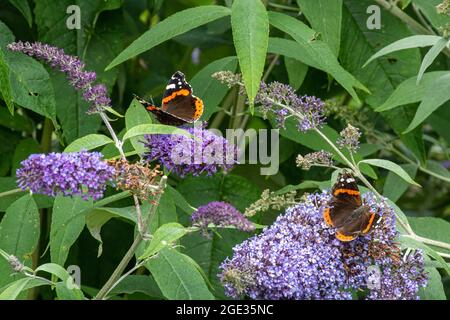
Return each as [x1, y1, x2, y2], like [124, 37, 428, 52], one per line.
[146, 105, 157, 111]
[333, 189, 360, 196]
[362, 213, 376, 234]
[193, 97, 204, 120]
[323, 208, 334, 227]
[336, 231, 357, 242]
[162, 89, 190, 104]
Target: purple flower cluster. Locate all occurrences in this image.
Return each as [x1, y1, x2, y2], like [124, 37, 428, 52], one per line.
[16, 151, 115, 200]
[192, 202, 255, 235]
[219, 192, 427, 300]
[143, 122, 238, 177]
[255, 82, 326, 132]
[7, 41, 110, 113]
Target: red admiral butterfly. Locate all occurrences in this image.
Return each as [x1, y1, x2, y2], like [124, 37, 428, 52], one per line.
[323, 171, 380, 242]
[134, 71, 204, 126]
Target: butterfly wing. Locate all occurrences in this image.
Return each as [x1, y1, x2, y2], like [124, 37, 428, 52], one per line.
[133, 94, 187, 126]
[324, 172, 362, 228]
[161, 71, 203, 122]
[335, 206, 377, 241]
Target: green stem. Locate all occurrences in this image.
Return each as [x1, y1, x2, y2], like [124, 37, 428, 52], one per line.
[40, 118, 53, 153]
[268, 2, 301, 12]
[389, 146, 450, 183]
[94, 176, 167, 300]
[0, 188, 22, 198]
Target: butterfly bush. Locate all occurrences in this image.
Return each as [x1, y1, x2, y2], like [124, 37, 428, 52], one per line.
[212, 72, 326, 132]
[16, 151, 115, 200]
[7, 41, 110, 113]
[143, 122, 238, 177]
[191, 201, 255, 236]
[219, 192, 427, 300]
[255, 82, 326, 132]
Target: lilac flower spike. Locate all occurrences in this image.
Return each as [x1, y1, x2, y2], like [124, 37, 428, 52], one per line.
[219, 192, 427, 300]
[255, 81, 326, 132]
[16, 151, 115, 200]
[192, 201, 255, 234]
[7, 41, 110, 113]
[143, 122, 238, 177]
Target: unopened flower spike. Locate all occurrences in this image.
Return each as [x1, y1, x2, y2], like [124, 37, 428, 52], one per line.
[7, 41, 111, 114]
[296, 150, 334, 170]
[437, 0, 450, 15]
[244, 189, 298, 217]
[337, 123, 361, 153]
[191, 201, 255, 238]
[255, 81, 326, 132]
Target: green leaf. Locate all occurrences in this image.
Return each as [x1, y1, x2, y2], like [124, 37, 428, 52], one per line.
[36, 263, 85, 299]
[148, 191, 178, 235]
[109, 275, 163, 298]
[284, 57, 308, 90]
[376, 71, 449, 112]
[122, 124, 193, 141]
[416, 37, 448, 84]
[146, 248, 214, 300]
[35, 263, 71, 282]
[166, 185, 196, 215]
[0, 177, 53, 212]
[425, 160, 450, 181]
[359, 159, 420, 186]
[55, 282, 85, 300]
[0, 278, 47, 300]
[106, 5, 231, 70]
[86, 206, 136, 257]
[0, 48, 14, 114]
[181, 229, 249, 299]
[268, 12, 367, 102]
[363, 35, 442, 67]
[50, 196, 93, 268]
[8, 0, 33, 27]
[296, 0, 342, 56]
[140, 223, 189, 259]
[409, 217, 450, 255]
[11, 138, 41, 173]
[404, 73, 450, 133]
[0, 106, 33, 132]
[382, 164, 418, 202]
[177, 174, 260, 212]
[341, 0, 426, 164]
[419, 263, 446, 300]
[231, 0, 269, 109]
[0, 194, 40, 289]
[428, 107, 450, 144]
[125, 99, 152, 155]
[190, 56, 238, 121]
[64, 134, 114, 152]
[275, 180, 331, 195]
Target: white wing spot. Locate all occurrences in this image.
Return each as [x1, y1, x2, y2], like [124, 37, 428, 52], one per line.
[166, 84, 176, 89]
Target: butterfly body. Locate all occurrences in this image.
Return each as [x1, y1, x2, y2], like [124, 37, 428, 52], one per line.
[323, 171, 379, 242]
[134, 71, 203, 126]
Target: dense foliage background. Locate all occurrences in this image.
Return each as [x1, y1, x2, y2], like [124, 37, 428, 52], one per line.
[0, 0, 449, 300]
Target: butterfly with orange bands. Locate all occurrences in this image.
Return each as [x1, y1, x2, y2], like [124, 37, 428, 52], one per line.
[323, 171, 381, 242]
[134, 71, 204, 126]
